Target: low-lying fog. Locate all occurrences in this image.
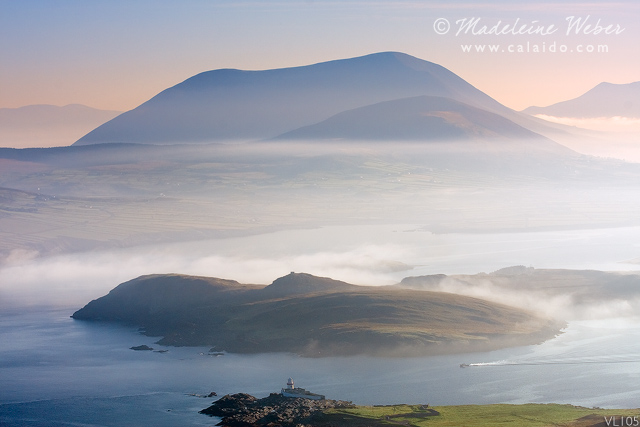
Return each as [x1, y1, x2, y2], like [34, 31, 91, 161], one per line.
[3, 224, 640, 325]
[3, 139, 640, 327]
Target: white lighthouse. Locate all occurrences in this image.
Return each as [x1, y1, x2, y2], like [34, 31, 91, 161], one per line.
[281, 378, 325, 400]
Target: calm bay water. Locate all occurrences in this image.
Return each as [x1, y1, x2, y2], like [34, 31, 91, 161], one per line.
[1, 309, 639, 426]
[2, 225, 640, 425]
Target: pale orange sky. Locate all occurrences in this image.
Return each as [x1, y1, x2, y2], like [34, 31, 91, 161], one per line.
[1, 1, 638, 113]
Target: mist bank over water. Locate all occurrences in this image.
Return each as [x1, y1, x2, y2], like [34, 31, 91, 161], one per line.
[2, 140, 640, 263]
[3, 224, 640, 328]
[399, 267, 640, 322]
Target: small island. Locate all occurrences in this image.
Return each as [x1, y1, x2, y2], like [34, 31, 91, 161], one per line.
[129, 344, 153, 351]
[72, 272, 562, 357]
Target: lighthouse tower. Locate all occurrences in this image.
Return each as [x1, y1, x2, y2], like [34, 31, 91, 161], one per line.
[281, 377, 325, 400]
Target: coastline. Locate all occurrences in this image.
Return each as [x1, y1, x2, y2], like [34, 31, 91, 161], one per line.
[200, 392, 640, 427]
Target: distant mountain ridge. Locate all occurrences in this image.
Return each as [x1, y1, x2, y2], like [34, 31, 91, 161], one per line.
[523, 81, 640, 118]
[0, 104, 121, 148]
[75, 52, 536, 146]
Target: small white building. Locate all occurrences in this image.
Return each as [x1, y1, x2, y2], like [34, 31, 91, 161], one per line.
[281, 378, 325, 400]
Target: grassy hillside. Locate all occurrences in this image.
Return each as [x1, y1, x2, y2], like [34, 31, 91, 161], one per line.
[321, 404, 639, 427]
[72, 272, 561, 357]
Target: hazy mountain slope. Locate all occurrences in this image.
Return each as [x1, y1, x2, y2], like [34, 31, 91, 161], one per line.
[523, 81, 640, 118]
[72, 272, 560, 357]
[74, 52, 516, 145]
[0, 104, 121, 148]
[276, 95, 568, 152]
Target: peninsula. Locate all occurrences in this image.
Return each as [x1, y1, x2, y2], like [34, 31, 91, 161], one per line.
[200, 392, 638, 427]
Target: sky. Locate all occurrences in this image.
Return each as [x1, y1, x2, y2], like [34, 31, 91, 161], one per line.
[1, 0, 638, 113]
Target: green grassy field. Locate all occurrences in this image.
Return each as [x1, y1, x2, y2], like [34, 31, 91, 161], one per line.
[322, 403, 639, 427]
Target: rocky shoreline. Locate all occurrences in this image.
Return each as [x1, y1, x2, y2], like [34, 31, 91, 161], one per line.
[200, 393, 355, 427]
[199, 394, 637, 427]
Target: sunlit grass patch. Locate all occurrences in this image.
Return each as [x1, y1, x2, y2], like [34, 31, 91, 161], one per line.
[325, 403, 640, 427]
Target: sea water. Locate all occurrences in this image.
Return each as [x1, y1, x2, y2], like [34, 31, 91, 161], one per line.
[2, 225, 640, 426]
[1, 309, 639, 426]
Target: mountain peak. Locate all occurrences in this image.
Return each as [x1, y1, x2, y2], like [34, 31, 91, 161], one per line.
[74, 51, 507, 145]
[260, 272, 358, 297]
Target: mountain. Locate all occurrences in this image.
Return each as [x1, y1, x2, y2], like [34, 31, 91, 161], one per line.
[0, 104, 121, 148]
[74, 52, 522, 145]
[276, 95, 562, 150]
[72, 272, 561, 357]
[522, 81, 640, 118]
